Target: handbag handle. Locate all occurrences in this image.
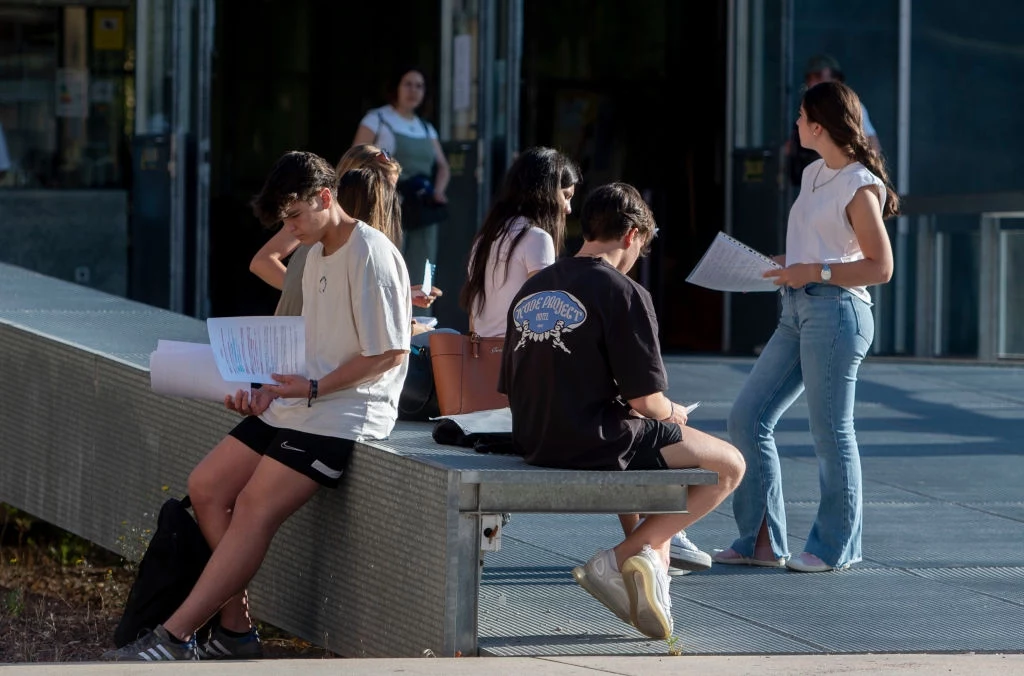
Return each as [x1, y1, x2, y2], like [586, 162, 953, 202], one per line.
[468, 314, 481, 359]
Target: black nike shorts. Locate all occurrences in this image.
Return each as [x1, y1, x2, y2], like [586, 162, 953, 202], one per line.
[229, 416, 354, 488]
[625, 419, 683, 471]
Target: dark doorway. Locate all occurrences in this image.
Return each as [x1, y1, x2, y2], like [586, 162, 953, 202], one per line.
[520, 1, 728, 352]
[208, 0, 441, 317]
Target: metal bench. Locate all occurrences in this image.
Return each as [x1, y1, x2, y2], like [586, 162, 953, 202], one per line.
[0, 262, 717, 658]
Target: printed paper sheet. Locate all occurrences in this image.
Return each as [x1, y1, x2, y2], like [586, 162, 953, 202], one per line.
[686, 231, 783, 293]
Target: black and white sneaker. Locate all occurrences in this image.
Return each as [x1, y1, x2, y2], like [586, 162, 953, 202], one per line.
[197, 623, 264, 660]
[101, 625, 198, 661]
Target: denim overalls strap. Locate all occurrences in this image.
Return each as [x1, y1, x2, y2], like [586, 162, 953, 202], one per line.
[376, 112, 435, 180]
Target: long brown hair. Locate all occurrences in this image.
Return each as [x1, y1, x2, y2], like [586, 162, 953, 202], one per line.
[459, 147, 581, 316]
[337, 165, 401, 247]
[803, 81, 900, 218]
[336, 145, 403, 247]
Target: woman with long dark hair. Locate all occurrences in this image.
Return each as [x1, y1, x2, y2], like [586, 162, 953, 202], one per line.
[718, 80, 898, 573]
[459, 147, 580, 337]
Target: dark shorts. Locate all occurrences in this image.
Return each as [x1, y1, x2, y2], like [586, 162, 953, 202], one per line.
[625, 419, 683, 471]
[229, 416, 354, 488]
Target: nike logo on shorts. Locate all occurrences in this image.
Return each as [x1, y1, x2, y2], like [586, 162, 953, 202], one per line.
[280, 441, 306, 453]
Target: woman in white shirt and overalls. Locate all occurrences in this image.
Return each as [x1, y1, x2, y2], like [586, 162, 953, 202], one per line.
[353, 66, 451, 307]
[717, 80, 899, 573]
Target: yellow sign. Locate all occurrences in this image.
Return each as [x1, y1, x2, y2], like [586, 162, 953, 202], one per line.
[743, 157, 765, 182]
[93, 9, 125, 51]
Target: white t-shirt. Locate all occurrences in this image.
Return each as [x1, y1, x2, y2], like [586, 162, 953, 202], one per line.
[358, 105, 438, 154]
[260, 221, 412, 440]
[787, 159, 886, 303]
[470, 216, 556, 337]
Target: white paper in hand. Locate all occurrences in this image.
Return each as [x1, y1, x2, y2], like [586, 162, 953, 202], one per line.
[150, 340, 237, 402]
[206, 316, 305, 384]
[686, 232, 782, 293]
[422, 259, 435, 292]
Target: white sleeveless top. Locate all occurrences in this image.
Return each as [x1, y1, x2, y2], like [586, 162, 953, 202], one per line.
[786, 159, 886, 303]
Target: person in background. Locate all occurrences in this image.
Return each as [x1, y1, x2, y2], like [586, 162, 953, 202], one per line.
[352, 66, 451, 295]
[102, 152, 411, 661]
[785, 54, 882, 188]
[718, 80, 897, 573]
[249, 144, 440, 327]
[499, 182, 744, 639]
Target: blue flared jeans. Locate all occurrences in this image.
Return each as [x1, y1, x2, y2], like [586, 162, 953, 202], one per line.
[726, 283, 874, 568]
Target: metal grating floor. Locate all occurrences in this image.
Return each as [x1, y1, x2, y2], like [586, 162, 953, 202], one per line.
[478, 356, 1024, 657]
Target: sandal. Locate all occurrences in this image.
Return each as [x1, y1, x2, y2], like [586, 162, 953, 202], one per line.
[712, 547, 786, 568]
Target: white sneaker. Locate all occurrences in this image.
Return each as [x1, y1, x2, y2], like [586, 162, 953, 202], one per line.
[669, 530, 712, 572]
[572, 549, 632, 626]
[622, 545, 674, 640]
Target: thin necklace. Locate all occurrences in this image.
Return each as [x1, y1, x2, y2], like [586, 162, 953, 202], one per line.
[812, 161, 851, 192]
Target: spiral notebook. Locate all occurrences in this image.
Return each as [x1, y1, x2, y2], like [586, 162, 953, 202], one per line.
[686, 231, 782, 293]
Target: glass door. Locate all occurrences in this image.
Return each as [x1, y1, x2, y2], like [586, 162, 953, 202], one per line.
[725, 0, 791, 354]
[133, 0, 213, 316]
[435, 0, 523, 331]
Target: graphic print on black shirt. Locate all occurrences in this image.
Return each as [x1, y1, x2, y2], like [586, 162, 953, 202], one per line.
[500, 257, 669, 470]
[511, 290, 587, 354]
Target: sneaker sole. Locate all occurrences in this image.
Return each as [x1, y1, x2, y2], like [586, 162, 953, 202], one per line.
[620, 556, 673, 640]
[571, 565, 632, 625]
[669, 550, 712, 571]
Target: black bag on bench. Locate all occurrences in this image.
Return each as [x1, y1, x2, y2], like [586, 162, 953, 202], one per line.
[431, 418, 519, 455]
[113, 495, 212, 647]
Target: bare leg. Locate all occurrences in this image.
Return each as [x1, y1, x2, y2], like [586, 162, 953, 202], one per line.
[618, 513, 640, 537]
[612, 425, 744, 570]
[755, 519, 774, 559]
[164, 456, 320, 640]
[187, 435, 262, 632]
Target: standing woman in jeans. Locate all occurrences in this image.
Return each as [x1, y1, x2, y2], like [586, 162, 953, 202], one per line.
[716, 80, 898, 573]
[353, 66, 451, 301]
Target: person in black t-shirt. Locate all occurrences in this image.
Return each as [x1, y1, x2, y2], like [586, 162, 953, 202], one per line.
[499, 183, 745, 640]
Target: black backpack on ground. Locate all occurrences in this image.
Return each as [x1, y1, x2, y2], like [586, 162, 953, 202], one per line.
[114, 495, 212, 647]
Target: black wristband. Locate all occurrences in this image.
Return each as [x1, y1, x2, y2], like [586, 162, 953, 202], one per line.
[307, 379, 319, 407]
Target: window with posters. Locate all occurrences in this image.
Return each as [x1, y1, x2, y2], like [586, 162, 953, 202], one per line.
[0, 3, 133, 189]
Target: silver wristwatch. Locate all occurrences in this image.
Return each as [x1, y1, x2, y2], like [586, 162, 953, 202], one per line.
[820, 263, 832, 282]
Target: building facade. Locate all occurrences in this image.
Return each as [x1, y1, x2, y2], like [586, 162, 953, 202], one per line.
[1, 0, 1020, 361]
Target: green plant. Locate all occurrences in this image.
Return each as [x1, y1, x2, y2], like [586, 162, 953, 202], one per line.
[4, 586, 26, 617]
[666, 633, 683, 656]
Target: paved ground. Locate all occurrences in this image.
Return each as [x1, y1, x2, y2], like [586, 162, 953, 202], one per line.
[476, 356, 1024, 657]
[4, 653, 1024, 674]
[7, 355, 1023, 673]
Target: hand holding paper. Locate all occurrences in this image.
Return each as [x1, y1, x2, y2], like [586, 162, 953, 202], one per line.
[224, 385, 276, 416]
[686, 232, 782, 293]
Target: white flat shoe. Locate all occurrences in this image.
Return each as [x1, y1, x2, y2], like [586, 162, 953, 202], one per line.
[785, 552, 834, 573]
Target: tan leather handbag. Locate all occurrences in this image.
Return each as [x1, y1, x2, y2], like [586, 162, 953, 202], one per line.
[428, 326, 509, 416]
